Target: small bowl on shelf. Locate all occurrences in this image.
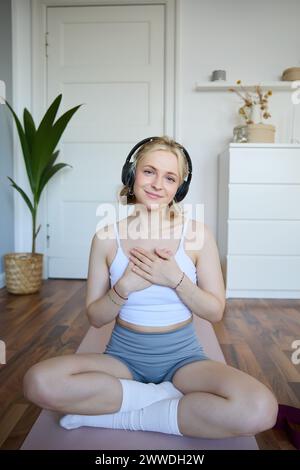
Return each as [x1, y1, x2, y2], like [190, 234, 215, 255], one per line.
[282, 67, 300, 81]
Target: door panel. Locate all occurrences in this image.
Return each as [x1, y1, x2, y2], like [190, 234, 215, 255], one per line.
[46, 4, 165, 277]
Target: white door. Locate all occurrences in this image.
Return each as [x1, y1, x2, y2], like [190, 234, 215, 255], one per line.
[46, 4, 165, 278]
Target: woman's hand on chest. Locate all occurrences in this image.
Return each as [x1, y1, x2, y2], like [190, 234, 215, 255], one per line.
[129, 246, 183, 289]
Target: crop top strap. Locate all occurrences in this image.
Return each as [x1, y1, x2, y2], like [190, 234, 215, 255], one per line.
[113, 219, 121, 248]
[179, 215, 189, 248]
[113, 216, 188, 249]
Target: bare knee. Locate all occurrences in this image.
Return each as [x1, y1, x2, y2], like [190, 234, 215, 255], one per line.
[23, 361, 121, 413]
[232, 387, 278, 437]
[23, 364, 56, 409]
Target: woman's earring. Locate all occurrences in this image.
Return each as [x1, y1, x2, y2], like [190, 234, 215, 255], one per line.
[128, 187, 134, 196]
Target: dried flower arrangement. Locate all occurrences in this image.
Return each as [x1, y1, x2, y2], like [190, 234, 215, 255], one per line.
[229, 80, 273, 124]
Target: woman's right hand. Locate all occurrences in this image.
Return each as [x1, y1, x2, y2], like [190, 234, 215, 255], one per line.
[118, 260, 152, 295]
[117, 248, 173, 296]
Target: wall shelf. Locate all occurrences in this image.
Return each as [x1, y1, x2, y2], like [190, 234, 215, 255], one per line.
[195, 81, 294, 91]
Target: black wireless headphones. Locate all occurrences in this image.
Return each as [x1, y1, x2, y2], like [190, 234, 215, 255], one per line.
[121, 137, 192, 203]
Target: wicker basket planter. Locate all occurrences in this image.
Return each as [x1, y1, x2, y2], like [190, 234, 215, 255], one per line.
[4, 253, 43, 294]
[247, 123, 276, 143]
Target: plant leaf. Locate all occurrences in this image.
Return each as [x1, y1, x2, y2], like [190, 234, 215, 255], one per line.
[36, 94, 62, 133]
[5, 101, 35, 192]
[30, 95, 63, 182]
[36, 162, 73, 204]
[7, 177, 34, 214]
[23, 108, 36, 153]
[32, 100, 81, 184]
[35, 150, 59, 200]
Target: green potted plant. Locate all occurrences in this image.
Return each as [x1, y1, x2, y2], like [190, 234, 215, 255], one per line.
[3, 94, 82, 294]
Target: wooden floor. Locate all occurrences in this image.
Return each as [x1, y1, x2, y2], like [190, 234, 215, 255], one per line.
[0, 279, 299, 450]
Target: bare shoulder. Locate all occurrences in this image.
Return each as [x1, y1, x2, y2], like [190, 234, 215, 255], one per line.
[185, 219, 221, 268]
[86, 223, 116, 310]
[188, 218, 212, 231]
[186, 218, 214, 252]
[188, 218, 204, 233]
[94, 222, 115, 242]
[202, 222, 215, 242]
[190, 219, 225, 312]
[187, 218, 207, 230]
[91, 223, 116, 261]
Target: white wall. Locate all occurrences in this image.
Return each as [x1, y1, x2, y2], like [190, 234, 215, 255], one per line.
[10, 0, 300, 256]
[178, 0, 300, 233]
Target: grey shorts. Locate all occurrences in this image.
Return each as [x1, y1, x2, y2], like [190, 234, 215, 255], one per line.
[103, 320, 209, 384]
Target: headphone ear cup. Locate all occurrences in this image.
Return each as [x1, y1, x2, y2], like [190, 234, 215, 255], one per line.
[122, 162, 135, 188]
[174, 181, 189, 202]
[127, 165, 135, 190]
[121, 162, 131, 186]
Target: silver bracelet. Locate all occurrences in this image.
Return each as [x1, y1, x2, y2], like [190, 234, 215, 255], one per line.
[108, 290, 123, 306]
[174, 272, 185, 289]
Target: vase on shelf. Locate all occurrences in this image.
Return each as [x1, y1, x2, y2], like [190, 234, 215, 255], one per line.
[247, 103, 275, 143]
[250, 103, 263, 124]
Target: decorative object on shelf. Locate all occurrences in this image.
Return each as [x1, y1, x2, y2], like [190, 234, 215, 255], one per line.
[229, 80, 272, 124]
[229, 80, 275, 143]
[250, 102, 263, 124]
[232, 125, 248, 143]
[281, 67, 300, 81]
[3, 94, 82, 294]
[247, 123, 276, 143]
[211, 70, 226, 81]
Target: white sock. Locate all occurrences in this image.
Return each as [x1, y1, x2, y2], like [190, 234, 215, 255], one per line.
[59, 380, 183, 430]
[118, 379, 183, 412]
[60, 397, 183, 436]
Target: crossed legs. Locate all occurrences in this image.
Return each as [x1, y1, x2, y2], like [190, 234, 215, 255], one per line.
[23, 354, 278, 439]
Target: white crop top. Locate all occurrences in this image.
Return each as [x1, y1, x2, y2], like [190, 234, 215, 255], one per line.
[109, 216, 198, 327]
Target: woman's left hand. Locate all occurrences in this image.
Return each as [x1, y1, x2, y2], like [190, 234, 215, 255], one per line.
[129, 247, 183, 288]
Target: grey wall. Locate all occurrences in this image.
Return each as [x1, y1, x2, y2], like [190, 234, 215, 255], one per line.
[0, 0, 13, 276]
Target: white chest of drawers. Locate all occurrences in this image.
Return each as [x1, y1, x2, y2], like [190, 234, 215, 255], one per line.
[217, 143, 300, 298]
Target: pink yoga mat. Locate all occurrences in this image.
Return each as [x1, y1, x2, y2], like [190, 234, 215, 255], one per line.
[21, 316, 258, 450]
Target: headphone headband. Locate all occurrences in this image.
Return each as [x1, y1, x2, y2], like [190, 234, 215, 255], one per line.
[121, 136, 192, 203]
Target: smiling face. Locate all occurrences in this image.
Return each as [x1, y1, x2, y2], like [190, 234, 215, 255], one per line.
[133, 149, 180, 210]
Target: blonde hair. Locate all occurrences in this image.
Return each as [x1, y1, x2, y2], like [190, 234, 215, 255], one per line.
[118, 136, 189, 218]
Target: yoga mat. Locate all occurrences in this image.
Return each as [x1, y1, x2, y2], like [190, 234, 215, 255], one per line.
[21, 315, 258, 450]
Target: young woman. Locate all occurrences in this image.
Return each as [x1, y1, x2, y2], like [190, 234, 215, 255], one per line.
[23, 136, 278, 439]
